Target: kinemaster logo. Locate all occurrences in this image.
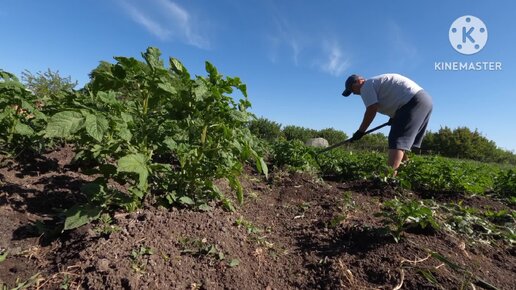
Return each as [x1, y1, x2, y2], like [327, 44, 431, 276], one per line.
[435, 15, 502, 71]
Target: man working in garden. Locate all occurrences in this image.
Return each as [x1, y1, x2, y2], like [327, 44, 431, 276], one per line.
[342, 73, 433, 172]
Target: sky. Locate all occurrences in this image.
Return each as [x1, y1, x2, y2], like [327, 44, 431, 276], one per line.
[2, 0, 516, 151]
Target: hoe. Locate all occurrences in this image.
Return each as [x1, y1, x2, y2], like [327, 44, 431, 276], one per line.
[318, 121, 390, 154]
[313, 121, 390, 168]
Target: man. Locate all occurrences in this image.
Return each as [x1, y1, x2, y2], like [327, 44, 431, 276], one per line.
[342, 73, 433, 171]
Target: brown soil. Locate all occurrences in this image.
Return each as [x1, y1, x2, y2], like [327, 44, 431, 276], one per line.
[0, 145, 514, 289]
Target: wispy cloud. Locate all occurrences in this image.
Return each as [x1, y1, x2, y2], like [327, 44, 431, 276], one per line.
[388, 21, 418, 67]
[268, 14, 302, 65]
[118, 0, 209, 49]
[317, 40, 350, 77]
[266, 6, 350, 77]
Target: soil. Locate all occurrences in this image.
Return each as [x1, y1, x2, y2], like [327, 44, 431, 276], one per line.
[0, 145, 515, 289]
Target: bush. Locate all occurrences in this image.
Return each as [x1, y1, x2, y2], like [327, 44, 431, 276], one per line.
[348, 132, 388, 151]
[317, 128, 347, 145]
[248, 117, 282, 142]
[421, 127, 516, 164]
[282, 125, 317, 143]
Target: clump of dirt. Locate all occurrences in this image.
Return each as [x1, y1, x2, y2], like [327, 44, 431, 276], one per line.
[1, 146, 515, 289]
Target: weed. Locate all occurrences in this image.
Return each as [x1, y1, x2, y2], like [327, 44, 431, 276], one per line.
[94, 213, 121, 235]
[329, 191, 356, 228]
[130, 245, 153, 274]
[235, 216, 262, 234]
[179, 238, 224, 264]
[234, 217, 274, 249]
[376, 198, 439, 242]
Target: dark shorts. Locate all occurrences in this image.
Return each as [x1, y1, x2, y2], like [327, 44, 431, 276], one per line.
[388, 90, 433, 151]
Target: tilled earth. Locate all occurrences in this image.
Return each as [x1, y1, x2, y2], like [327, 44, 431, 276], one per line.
[0, 146, 515, 289]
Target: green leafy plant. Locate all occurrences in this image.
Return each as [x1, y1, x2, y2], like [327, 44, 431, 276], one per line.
[0, 70, 47, 154]
[318, 149, 388, 180]
[329, 191, 355, 227]
[21, 69, 78, 117]
[235, 216, 262, 234]
[94, 213, 121, 235]
[130, 245, 153, 273]
[179, 237, 239, 267]
[270, 139, 316, 171]
[41, 47, 268, 228]
[494, 169, 516, 198]
[440, 202, 515, 245]
[397, 156, 497, 194]
[376, 198, 440, 242]
[63, 181, 135, 231]
[234, 217, 273, 248]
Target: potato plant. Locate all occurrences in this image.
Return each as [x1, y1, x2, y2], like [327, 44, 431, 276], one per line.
[396, 156, 498, 194]
[494, 169, 516, 199]
[41, 47, 267, 228]
[0, 70, 47, 154]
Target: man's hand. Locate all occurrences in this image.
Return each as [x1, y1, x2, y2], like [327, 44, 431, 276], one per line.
[350, 130, 365, 142]
[387, 118, 394, 126]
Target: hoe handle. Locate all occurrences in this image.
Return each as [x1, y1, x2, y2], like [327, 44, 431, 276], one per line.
[318, 121, 390, 154]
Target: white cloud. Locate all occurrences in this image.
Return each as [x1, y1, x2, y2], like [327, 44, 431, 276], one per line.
[121, 3, 170, 40]
[266, 8, 350, 77]
[267, 13, 303, 65]
[388, 22, 418, 67]
[317, 40, 350, 77]
[118, 0, 209, 49]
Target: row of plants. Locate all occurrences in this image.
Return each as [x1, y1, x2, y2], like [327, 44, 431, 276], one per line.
[265, 139, 515, 200]
[250, 116, 516, 165]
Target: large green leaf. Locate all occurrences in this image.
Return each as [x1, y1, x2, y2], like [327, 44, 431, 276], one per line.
[228, 175, 244, 205]
[84, 113, 108, 142]
[117, 127, 133, 142]
[143, 47, 164, 71]
[97, 91, 118, 105]
[257, 156, 268, 179]
[169, 57, 184, 73]
[63, 204, 103, 231]
[14, 122, 34, 136]
[158, 82, 177, 94]
[118, 153, 149, 190]
[44, 111, 84, 138]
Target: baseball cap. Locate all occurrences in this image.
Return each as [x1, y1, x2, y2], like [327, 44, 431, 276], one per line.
[342, 74, 361, 97]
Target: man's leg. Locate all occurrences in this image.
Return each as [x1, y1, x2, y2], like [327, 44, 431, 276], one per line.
[388, 149, 405, 171]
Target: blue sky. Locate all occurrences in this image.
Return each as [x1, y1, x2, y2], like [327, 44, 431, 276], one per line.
[2, 0, 515, 151]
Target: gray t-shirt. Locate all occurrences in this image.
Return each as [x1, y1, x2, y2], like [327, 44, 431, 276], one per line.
[360, 73, 423, 117]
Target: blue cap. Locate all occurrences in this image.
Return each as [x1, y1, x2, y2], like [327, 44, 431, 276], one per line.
[342, 74, 361, 97]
